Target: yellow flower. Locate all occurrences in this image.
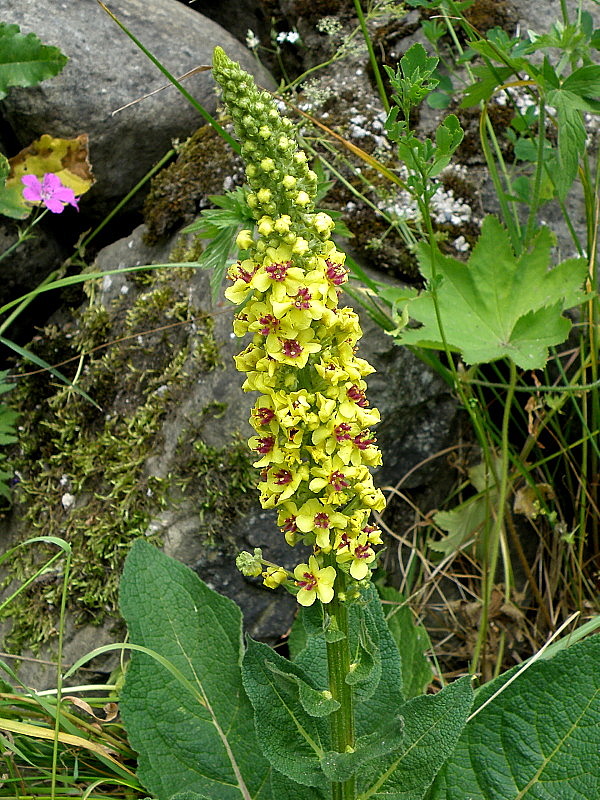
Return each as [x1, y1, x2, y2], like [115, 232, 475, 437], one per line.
[263, 566, 288, 588]
[294, 555, 337, 606]
[336, 533, 376, 580]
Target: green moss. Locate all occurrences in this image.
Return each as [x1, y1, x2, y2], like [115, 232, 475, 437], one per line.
[2, 268, 254, 653]
[143, 125, 241, 245]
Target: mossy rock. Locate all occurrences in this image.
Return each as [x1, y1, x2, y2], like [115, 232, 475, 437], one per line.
[0, 226, 258, 659]
[143, 124, 243, 244]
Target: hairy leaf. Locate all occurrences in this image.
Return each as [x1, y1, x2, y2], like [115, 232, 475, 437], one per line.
[0, 23, 67, 100]
[395, 216, 587, 368]
[119, 540, 274, 800]
[358, 676, 473, 799]
[427, 635, 600, 799]
[241, 638, 329, 786]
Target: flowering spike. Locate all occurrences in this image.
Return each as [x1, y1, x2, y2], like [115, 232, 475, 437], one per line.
[213, 48, 385, 604]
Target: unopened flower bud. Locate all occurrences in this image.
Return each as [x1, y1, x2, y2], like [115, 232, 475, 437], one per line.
[258, 216, 275, 236]
[294, 191, 310, 206]
[257, 188, 272, 204]
[236, 548, 263, 577]
[292, 236, 309, 254]
[236, 229, 254, 250]
[274, 214, 292, 233]
[261, 157, 275, 172]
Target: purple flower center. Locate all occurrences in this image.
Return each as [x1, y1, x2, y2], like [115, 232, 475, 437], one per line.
[325, 259, 348, 286]
[265, 261, 291, 281]
[293, 287, 311, 309]
[281, 339, 303, 358]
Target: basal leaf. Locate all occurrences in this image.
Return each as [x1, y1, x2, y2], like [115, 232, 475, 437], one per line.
[379, 586, 433, 699]
[427, 635, 600, 799]
[396, 216, 587, 369]
[119, 540, 273, 800]
[0, 23, 67, 100]
[241, 638, 329, 787]
[358, 676, 473, 800]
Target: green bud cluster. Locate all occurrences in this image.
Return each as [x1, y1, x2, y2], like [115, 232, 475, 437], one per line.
[213, 46, 327, 266]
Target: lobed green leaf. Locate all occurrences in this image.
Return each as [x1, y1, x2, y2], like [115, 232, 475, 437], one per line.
[0, 23, 67, 100]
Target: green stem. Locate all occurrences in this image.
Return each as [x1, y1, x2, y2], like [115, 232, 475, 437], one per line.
[325, 568, 355, 800]
[97, 2, 240, 155]
[470, 359, 517, 674]
[0, 209, 48, 266]
[353, 0, 390, 113]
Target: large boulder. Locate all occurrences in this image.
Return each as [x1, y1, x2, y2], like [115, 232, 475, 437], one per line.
[0, 0, 274, 219]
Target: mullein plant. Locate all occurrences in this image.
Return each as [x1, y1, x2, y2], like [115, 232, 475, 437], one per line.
[212, 47, 386, 605]
[214, 45, 386, 795]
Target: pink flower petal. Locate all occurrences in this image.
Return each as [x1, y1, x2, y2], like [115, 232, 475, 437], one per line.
[21, 174, 43, 203]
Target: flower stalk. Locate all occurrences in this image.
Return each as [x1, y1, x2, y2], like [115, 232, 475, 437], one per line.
[212, 47, 385, 797]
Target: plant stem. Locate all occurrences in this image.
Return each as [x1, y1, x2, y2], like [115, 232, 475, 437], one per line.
[0, 208, 48, 266]
[353, 0, 390, 113]
[325, 568, 355, 800]
[470, 359, 517, 674]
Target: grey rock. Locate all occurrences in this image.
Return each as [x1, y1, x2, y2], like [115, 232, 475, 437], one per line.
[0, 0, 274, 218]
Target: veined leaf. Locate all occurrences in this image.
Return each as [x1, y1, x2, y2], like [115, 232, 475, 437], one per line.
[561, 64, 600, 98]
[396, 216, 588, 369]
[241, 638, 329, 787]
[427, 635, 600, 799]
[358, 676, 473, 800]
[0, 23, 67, 100]
[119, 540, 275, 800]
[547, 89, 587, 200]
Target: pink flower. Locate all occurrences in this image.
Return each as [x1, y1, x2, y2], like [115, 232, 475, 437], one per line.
[21, 173, 79, 214]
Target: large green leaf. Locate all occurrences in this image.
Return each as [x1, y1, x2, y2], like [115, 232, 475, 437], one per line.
[427, 635, 600, 799]
[119, 540, 274, 800]
[241, 638, 331, 787]
[395, 216, 588, 369]
[358, 676, 473, 799]
[0, 23, 67, 100]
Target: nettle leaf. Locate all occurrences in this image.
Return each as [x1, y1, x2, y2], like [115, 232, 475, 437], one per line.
[427, 635, 600, 799]
[241, 638, 329, 787]
[396, 216, 588, 369]
[379, 586, 433, 699]
[292, 584, 404, 737]
[0, 23, 67, 100]
[358, 676, 473, 800]
[119, 540, 273, 800]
